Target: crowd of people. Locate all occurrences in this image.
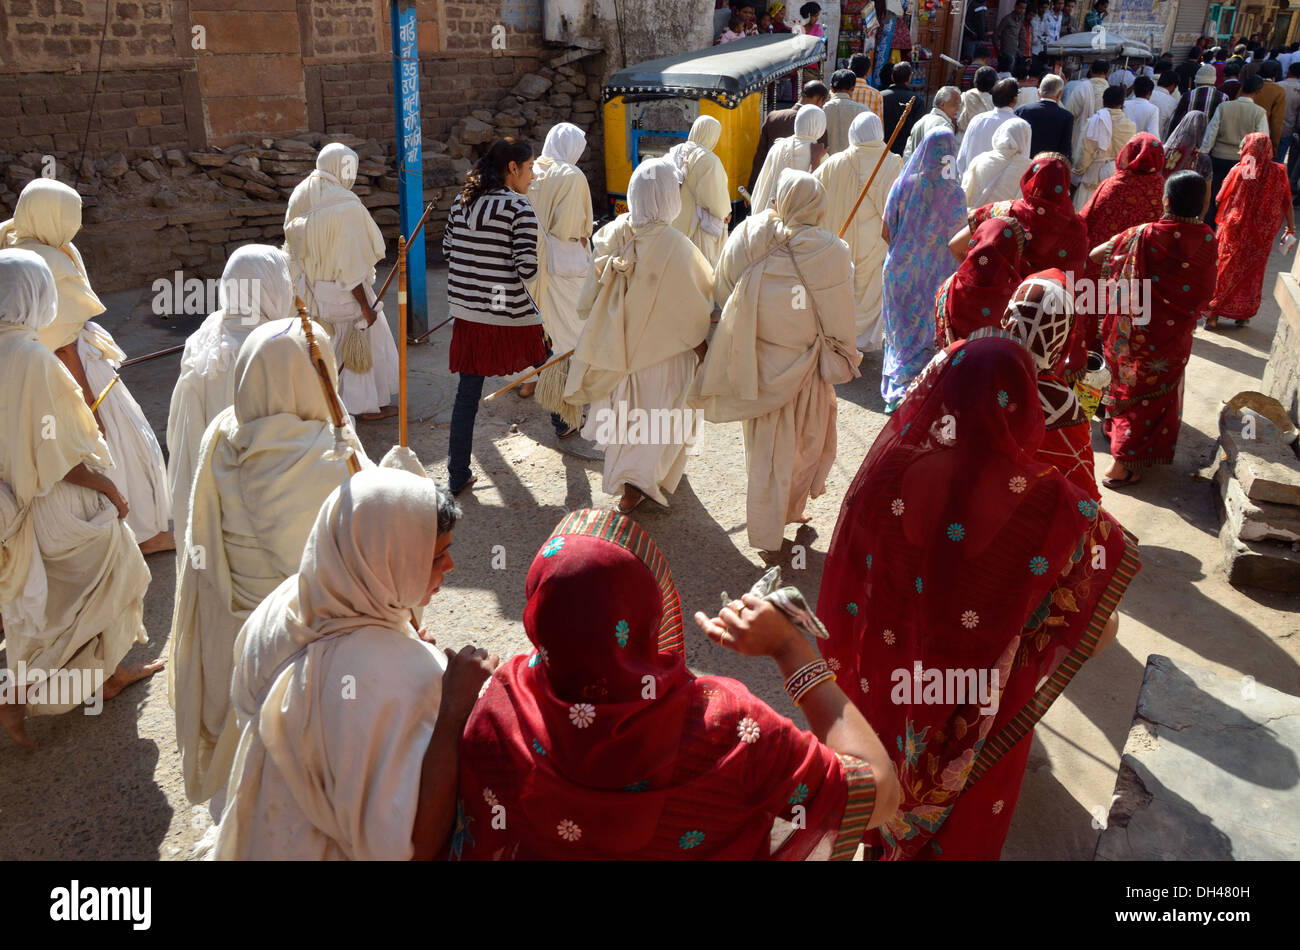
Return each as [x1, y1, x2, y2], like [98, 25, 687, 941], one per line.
[0, 28, 1293, 860]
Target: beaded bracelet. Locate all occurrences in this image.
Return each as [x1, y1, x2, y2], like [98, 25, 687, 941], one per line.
[784, 660, 836, 705]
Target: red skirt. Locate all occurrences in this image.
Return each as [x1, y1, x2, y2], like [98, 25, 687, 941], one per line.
[448, 318, 548, 377]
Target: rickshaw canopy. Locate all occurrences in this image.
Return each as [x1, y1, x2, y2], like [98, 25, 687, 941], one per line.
[1045, 29, 1154, 60]
[603, 33, 826, 108]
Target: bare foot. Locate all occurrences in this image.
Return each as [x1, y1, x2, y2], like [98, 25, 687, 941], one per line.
[617, 485, 645, 514]
[516, 381, 537, 399]
[792, 511, 813, 524]
[139, 531, 175, 555]
[358, 405, 399, 421]
[102, 659, 165, 701]
[0, 700, 35, 749]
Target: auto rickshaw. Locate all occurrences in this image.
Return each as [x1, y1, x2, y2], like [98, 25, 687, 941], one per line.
[601, 33, 827, 218]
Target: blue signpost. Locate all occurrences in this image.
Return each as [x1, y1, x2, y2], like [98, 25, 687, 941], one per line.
[391, 0, 427, 337]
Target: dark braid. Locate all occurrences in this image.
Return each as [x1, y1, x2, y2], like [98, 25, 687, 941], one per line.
[461, 137, 533, 207]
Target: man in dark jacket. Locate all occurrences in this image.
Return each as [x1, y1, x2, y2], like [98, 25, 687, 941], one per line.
[997, 1, 1026, 65]
[1014, 72, 1074, 156]
[881, 62, 923, 155]
[746, 80, 829, 191]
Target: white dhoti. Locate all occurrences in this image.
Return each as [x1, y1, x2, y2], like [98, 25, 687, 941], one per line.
[582, 349, 699, 507]
[78, 323, 171, 541]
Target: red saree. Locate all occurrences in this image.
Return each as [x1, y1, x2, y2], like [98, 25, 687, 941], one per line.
[1210, 132, 1292, 323]
[453, 508, 877, 860]
[970, 155, 1092, 380]
[1101, 217, 1218, 467]
[1079, 134, 1166, 353]
[817, 335, 1139, 860]
[935, 216, 1026, 348]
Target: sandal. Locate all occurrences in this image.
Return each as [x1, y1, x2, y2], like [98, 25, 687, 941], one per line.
[450, 475, 478, 498]
[558, 425, 580, 440]
[1102, 470, 1142, 489]
[617, 486, 646, 514]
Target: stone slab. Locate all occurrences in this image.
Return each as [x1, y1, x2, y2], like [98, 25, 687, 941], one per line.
[1219, 408, 1300, 507]
[1214, 463, 1300, 543]
[1096, 655, 1300, 860]
[1219, 517, 1300, 592]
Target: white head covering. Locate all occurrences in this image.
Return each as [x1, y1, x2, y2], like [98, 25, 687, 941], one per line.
[773, 168, 827, 229]
[627, 157, 683, 228]
[793, 103, 828, 142]
[0, 248, 57, 330]
[848, 111, 884, 146]
[993, 117, 1032, 157]
[219, 244, 294, 331]
[315, 142, 358, 189]
[688, 115, 723, 151]
[541, 122, 588, 165]
[1195, 63, 1217, 85]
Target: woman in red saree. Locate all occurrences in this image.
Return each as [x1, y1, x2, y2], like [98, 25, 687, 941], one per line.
[1208, 132, 1296, 328]
[453, 508, 897, 860]
[999, 271, 1101, 501]
[816, 334, 1139, 860]
[934, 215, 1025, 348]
[1095, 170, 1218, 486]
[1079, 133, 1166, 353]
[951, 155, 1093, 380]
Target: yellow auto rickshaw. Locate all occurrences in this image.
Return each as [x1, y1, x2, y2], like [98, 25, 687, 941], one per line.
[602, 34, 827, 218]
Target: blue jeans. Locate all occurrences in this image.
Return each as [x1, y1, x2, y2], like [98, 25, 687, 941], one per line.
[447, 369, 568, 490]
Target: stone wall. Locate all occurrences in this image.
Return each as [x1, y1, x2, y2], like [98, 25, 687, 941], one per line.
[0, 0, 184, 69]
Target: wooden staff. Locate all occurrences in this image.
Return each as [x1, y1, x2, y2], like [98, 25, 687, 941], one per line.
[398, 235, 408, 448]
[296, 295, 362, 476]
[838, 96, 917, 239]
[375, 201, 434, 301]
[482, 348, 575, 403]
[120, 343, 185, 368]
[89, 375, 119, 412]
[412, 314, 452, 345]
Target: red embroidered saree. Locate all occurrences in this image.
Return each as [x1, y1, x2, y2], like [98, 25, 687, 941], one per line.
[453, 508, 876, 860]
[817, 335, 1139, 860]
[1100, 217, 1217, 467]
[1210, 132, 1292, 323]
[935, 216, 1026, 348]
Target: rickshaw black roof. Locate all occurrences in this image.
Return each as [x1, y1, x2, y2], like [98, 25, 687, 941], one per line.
[603, 34, 826, 107]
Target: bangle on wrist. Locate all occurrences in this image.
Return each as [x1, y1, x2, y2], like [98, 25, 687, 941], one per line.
[784, 659, 835, 705]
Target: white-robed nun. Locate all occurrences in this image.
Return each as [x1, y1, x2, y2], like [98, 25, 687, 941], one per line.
[563, 157, 715, 513]
[0, 179, 172, 552]
[750, 104, 828, 213]
[165, 244, 294, 555]
[168, 317, 371, 808]
[814, 112, 903, 350]
[961, 117, 1033, 207]
[0, 249, 159, 748]
[284, 143, 400, 420]
[691, 169, 862, 552]
[667, 115, 732, 266]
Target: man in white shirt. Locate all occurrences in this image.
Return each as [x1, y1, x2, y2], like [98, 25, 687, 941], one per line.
[1064, 59, 1111, 162]
[1150, 71, 1180, 138]
[956, 77, 1020, 176]
[1123, 75, 1162, 138]
[1034, 0, 1062, 60]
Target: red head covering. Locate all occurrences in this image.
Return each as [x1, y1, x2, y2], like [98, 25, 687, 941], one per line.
[454, 509, 877, 860]
[817, 334, 1139, 859]
[1081, 133, 1165, 247]
[970, 155, 1090, 278]
[936, 216, 1025, 347]
[1217, 131, 1288, 209]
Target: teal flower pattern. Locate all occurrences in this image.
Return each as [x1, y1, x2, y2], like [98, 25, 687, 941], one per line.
[788, 783, 809, 805]
[845, 602, 859, 616]
[865, 554, 873, 569]
[1029, 555, 1049, 575]
[678, 830, 706, 850]
[614, 619, 630, 648]
[996, 390, 1009, 407]
[624, 780, 649, 792]
[914, 577, 924, 593]
[541, 537, 564, 558]
[1077, 499, 1098, 519]
[946, 522, 965, 541]
[899, 721, 932, 768]
[531, 738, 547, 756]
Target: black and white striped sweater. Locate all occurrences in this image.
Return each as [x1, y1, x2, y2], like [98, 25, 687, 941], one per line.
[443, 187, 541, 326]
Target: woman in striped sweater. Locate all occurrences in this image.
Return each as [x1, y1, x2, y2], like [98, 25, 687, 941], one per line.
[443, 138, 568, 496]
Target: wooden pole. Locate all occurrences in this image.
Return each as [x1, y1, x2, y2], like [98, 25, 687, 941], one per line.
[398, 235, 408, 448]
[120, 343, 185, 368]
[375, 201, 434, 302]
[838, 96, 917, 239]
[482, 348, 575, 402]
[296, 296, 362, 476]
[412, 314, 452, 345]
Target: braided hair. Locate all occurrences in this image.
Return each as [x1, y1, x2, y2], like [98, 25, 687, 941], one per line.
[461, 137, 534, 207]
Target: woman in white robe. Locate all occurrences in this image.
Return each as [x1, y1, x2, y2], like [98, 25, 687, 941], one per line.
[525, 122, 593, 424]
[0, 179, 172, 552]
[564, 157, 714, 513]
[692, 169, 862, 552]
[165, 244, 294, 560]
[214, 469, 492, 860]
[814, 112, 903, 350]
[284, 143, 399, 421]
[961, 117, 1033, 208]
[169, 317, 371, 808]
[0, 250, 160, 748]
[667, 115, 732, 266]
[750, 104, 828, 212]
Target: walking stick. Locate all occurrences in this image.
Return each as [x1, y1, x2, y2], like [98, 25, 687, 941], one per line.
[295, 296, 362, 476]
[398, 235, 408, 448]
[482, 348, 576, 403]
[838, 96, 917, 238]
[375, 202, 434, 301]
[412, 314, 453, 345]
[89, 375, 119, 412]
[120, 343, 185, 368]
